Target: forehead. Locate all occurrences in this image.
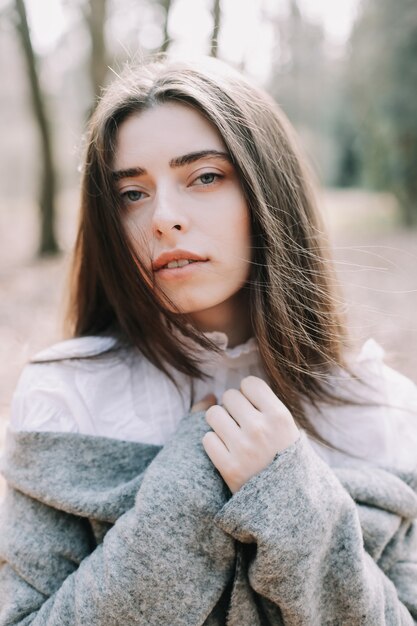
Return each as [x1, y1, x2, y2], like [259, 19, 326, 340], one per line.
[114, 102, 226, 169]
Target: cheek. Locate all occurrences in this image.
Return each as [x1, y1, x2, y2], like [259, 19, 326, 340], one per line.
[123, 211, 144, 238]
[123, 214, 152, 260]
[231, 204, 252, 262]
[237, 212, 253, 282]
[211, 189, 251, 249]
[216, 207, 252, 285]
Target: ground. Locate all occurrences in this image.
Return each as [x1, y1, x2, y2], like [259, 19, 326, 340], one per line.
[0, 188, 416, 498]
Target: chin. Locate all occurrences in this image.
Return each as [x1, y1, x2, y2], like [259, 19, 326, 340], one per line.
[161, 293, 219, 316]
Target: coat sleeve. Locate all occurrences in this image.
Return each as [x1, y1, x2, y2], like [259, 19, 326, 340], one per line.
[214, 433, 417, 625]
[0, 413, 235, 626]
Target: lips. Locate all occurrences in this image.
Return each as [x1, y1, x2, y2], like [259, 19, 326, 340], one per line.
[162, 259, 199, 269]
[152, 249, 208, 272]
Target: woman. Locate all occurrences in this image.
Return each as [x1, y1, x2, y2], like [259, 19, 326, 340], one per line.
[1, 56, 416, 624]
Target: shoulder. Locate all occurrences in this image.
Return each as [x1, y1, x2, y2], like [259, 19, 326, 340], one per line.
[31, 335, 119, 362]
[10, 335, 190, 444]
[311, 339, 417, 472]
[10, 336, 126, 434]
[353, 338, 417, 412]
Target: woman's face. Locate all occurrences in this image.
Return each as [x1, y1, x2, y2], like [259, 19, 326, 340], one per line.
[113, 102, 252, 335]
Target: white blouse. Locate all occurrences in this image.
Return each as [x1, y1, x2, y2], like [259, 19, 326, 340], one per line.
[9, 333, 417, 472]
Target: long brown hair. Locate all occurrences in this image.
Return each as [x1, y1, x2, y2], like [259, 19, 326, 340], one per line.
[65, 56, 348, 434]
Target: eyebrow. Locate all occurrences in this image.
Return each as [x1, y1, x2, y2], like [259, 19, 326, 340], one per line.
[112, 150, 232, 182]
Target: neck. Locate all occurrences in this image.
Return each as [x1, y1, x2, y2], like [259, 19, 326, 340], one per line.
[187, 291, 252, 348]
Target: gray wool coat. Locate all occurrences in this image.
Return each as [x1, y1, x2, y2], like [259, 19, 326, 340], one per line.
[0, 410, 416, 625]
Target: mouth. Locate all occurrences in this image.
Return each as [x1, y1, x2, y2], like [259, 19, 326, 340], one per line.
[152, 250, 209, 272]
[157, 259, 201, 270]
[154, 259, 208, 283]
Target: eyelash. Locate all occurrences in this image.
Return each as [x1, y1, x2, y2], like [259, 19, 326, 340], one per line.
[193, 172, 223, 186]
[121, 189, 146, 204]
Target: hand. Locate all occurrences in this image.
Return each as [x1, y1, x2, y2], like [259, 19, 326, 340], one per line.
[199, 376, 299, 494]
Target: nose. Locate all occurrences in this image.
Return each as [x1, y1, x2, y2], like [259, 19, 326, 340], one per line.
[152, 188, 189, 239]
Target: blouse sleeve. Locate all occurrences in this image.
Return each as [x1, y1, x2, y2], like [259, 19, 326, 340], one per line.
[9, 336, 119, 435]
[9, 362, 81, 434]
[10, 363, 79, 432]
[309, 338, 417, 471]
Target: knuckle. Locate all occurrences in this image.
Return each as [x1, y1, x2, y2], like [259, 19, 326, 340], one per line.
[238, 438, 253, 456]
[225, 459, 240, 482]
[273, 406, 292, 424]
[249, 420, 264, 439]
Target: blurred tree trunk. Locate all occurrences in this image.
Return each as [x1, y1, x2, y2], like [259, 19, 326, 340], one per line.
[159, 0, 173, 53]
[85, 0, 109, 102]
[210, 0, 221, 58]
[14, 0, 59, 256]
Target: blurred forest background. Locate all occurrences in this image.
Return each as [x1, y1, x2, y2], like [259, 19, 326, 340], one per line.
[1, 0, 417, 455]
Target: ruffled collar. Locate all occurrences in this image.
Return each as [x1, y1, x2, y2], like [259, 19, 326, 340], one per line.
[203, 331, 257, 357]
[32, 327, 261, 373]
[197, 331, 260, 371]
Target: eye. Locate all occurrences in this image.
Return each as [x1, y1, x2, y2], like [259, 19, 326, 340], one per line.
[121, 189, 146, 204]
[194, 172, 223, 186]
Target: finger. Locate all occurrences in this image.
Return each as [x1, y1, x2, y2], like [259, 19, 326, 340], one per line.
[191, 393, 217, 413]
[202, 430, 230, 474]
[205, 404, 240, 451]
[220, 387, 260, 428]
[240, 376, 291, 417]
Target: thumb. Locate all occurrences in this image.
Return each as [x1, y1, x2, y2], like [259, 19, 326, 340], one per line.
[191, 393, 217, 413]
